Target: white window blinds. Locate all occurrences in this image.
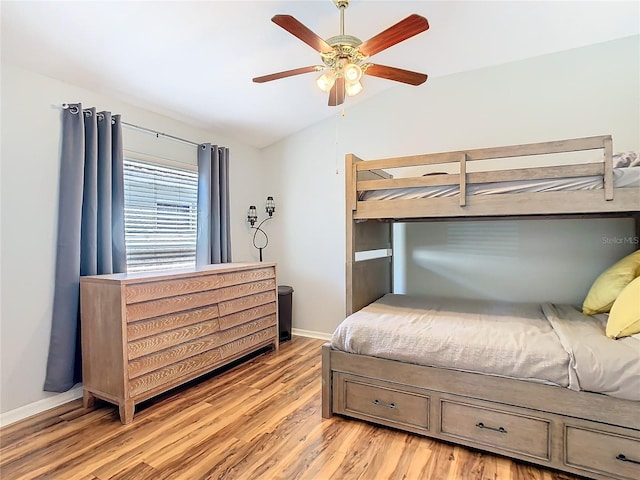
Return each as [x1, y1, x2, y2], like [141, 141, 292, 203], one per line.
[123, 158, 198, 272]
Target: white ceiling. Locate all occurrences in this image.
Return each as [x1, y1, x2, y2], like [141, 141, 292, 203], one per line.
[2, 1, 638, 148]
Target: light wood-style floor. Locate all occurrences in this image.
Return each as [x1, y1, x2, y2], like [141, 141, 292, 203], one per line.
[0, 336, 585, 480]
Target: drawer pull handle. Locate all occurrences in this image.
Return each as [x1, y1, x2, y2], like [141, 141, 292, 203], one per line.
[616, 454, 640, 465]
[476, 422, 507, 434]
[372, 399, 396, 409]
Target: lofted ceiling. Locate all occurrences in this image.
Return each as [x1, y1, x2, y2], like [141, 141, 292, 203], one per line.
[1, 1, 638, 149]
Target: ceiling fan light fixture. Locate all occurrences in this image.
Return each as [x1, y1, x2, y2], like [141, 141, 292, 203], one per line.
[343, 63, 362, 83]
[316, 71, 336, 92]
[345, 79, 363, 97]
[253, 1, 429, 107]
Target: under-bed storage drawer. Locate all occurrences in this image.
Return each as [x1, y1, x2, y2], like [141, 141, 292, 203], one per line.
[333, 373, 430, 433]
[440, 399, 550, 461]
[565, 425, 640, 480]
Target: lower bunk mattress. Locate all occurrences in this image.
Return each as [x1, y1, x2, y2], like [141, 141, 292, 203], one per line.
[330, 294, 640, 402]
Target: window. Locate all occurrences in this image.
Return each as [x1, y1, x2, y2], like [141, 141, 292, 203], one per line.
[123, 158, 198, 272]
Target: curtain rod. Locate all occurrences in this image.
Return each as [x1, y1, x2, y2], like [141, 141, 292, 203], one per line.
[121, 121, 201, 148]
[59, 104, 202, 148]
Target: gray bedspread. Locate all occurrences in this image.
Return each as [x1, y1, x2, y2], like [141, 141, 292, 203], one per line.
[330, 294, 640, 401]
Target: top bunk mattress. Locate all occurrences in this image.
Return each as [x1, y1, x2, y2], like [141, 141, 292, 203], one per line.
[330, 294, 640, 401]
[359, 165, 640, 201]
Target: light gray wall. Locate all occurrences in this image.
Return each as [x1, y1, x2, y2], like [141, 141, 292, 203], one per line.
[264, 36, 640, 335]
[0, 63, 264, 414]
[395, 219, 636, 304]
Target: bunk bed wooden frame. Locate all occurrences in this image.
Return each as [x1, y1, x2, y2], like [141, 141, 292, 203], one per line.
[322, 135, 640, 480]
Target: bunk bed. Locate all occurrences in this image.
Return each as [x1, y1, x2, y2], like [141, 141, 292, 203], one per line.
[322, 135, 640, 480]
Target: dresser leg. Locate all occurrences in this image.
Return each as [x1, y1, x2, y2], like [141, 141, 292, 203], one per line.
[119, 401, 135, 424]
[82, 389, 95, 409]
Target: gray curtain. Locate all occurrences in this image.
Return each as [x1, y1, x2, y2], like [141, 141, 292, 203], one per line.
[44, 104, 126, 392]
[196, 143, 231, 265]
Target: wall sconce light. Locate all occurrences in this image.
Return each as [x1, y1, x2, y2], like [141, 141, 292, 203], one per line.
[265, 196, 276, 217]
[247, 205, 258, 226]
[247, 196, 276, 262]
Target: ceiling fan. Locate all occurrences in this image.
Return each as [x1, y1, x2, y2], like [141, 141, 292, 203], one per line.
[252, 0, 429, 107]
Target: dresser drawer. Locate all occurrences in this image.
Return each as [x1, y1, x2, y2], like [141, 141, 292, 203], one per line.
[334, 374, 430, 432]
[218, 290, 277, 317]
[128, 332, 223, 379]
[128, 318, 221, 359]
[125, 274, 224, 304]
[219, 302, 277, 330]
[127, 305, 220, 341]
[220, 326, 278, 360]
[127, 291, 219, 322]
[565, 425, 640, 480]
[129, 347, 224, 397]
[218, 315, 277, 345]
[440, 399, 550, 460]
[125, 267, 275, 303]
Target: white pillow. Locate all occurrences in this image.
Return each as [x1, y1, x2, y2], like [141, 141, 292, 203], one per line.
[613, 152, 638, 168]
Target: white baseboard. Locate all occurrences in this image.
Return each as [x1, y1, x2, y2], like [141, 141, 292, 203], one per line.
[292, 328, 332, 341]
[0, 385, 83, 427]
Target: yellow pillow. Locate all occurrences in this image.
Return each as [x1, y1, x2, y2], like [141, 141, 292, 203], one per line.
[582, 250, 640, 315]
[606, 276, 640, 339]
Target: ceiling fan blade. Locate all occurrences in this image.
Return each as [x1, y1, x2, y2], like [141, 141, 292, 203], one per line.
[328, 77, 345, 106]
[364, 64, 428, 86]
[253, 66, 322, 83]
[358, 14, 429, 57]
[272, 15, 334, 54]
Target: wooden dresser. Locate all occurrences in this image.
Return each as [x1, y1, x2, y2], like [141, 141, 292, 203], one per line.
[80, 262, 278, 424]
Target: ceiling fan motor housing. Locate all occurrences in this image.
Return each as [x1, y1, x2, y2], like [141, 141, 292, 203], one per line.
[322, 35, 367, 75]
